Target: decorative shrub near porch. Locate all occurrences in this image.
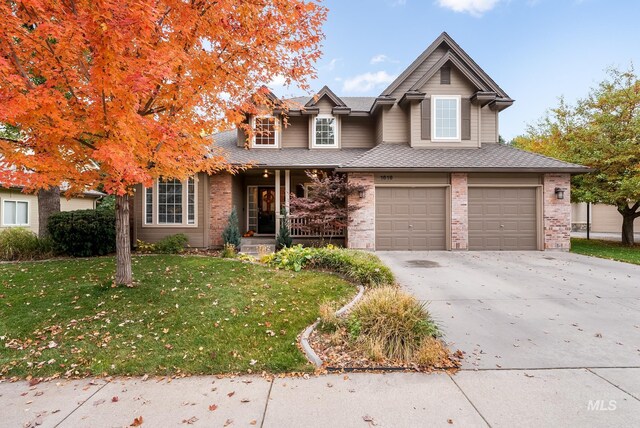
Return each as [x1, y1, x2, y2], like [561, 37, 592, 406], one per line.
[264, 244, 394, 287]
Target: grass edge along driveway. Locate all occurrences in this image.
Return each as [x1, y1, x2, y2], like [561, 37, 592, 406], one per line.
[0, 255, 355, 379]
[571, 237, 640, 265]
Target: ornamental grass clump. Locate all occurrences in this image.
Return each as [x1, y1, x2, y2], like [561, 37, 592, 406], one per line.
[348, 286, 439, 362]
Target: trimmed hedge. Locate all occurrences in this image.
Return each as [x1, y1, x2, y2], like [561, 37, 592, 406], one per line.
[48, 209, 116, 257]
[264, 244, 394, 287]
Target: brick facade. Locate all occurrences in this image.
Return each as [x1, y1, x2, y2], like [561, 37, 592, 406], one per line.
[346, 173, 375, 250]
[450, 172, 469, 250]
[543, 173, 571, 251]
[209, 172, 233, 248]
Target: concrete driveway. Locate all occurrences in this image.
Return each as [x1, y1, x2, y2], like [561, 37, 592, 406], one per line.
[377, 251, 640, 370]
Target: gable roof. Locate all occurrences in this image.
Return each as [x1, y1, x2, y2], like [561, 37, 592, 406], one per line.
[381, 32, 511, 99]
[305, 85, 347, 107]
[286, 96, 377, 113]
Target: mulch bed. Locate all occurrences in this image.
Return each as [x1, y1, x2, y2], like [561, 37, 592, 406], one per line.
[308, 327, 464, 373]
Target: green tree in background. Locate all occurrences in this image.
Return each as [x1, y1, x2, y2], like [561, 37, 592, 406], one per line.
[513, 67, 640, 245]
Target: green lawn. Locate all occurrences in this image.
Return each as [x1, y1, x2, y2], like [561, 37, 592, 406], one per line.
[571, 238, 640, 265]
[0, 255, 354, 378]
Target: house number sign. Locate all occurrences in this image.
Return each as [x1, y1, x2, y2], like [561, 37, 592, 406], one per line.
[379, 175, 394, 181]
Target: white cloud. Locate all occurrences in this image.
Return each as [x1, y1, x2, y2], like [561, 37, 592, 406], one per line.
[323, 58, 340, 71]
[437, 0, 500, 16]
[391, 0, 407, 5]
[371, 54, 389, 65]
[342, 71, 397, 93]
[269, 75, 287, 87]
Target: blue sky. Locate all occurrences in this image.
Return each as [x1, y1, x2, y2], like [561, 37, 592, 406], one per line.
[271, 0, 640, 140]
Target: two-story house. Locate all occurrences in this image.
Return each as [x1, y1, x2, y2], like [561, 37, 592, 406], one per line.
[132, 32, 588, 251]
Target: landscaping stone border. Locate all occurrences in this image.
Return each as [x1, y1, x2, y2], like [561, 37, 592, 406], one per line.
[299, 284, 365, 368]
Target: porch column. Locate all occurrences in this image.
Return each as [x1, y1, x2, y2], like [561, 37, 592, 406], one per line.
[346, 173, 375, 250]
[275, 169, 281, 235]
[285, 170, 291, 214]
[543, 173, 571, 250]
[450, 173, 469, 250]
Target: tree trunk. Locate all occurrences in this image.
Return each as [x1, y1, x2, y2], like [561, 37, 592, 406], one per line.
[115, 194, 133, 286]
[621, 213, 635, 246]
[38, 186, 61, 239]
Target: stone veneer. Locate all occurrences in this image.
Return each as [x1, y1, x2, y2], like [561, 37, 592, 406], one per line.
[209, 172, 233, 248]
[543, 173, 571, 250]
[450, 172, 469, 250]
[346, 173, 375, 250]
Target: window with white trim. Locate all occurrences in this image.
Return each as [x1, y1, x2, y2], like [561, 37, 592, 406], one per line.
[144, 177, 197, 226]
[432, 95, 461, 141]
[2, 200, 29, 226]
[313, 114, 337, 147]
[252, 116, 278, 147]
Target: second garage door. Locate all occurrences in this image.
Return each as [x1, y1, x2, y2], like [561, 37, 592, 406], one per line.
[468, 187, 538, 250]
[376, 187, 447, 250]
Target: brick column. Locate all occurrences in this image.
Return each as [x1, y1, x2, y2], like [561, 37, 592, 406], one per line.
[450, 173, 468, 250]
[346, 173, 375, 250]
[209, 172, 233, 248]
[543, 173, 571, 251]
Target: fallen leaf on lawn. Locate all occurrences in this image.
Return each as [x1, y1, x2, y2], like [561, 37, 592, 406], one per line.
[595, 333, 602, 338]
[130, 416, 143, 426]
[141, 374, 149, 382]
[362, 415, 376, 426]
[227, 391, 235, 397]
[343, 375, 349, 380]
[447, 418, 454, 424]
[182, 416, 198, 424]
[524, 373, 534, 378]
[93, 399, 106, 406]
[208, 404, 218, 411]
[223, 419, 233, 427]
[241, 398, 250, 403]
[34, 391, 44, 396]
[112, 396, 119, 402]
[250, 420, 257, 425]
[29, 378, 41, 386]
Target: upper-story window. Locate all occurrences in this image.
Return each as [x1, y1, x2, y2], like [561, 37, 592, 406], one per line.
[252, 115, 279, 147]
[432, 95, 461, 141]
[144, 177, 197, 226]
[313, 114, 337, 147]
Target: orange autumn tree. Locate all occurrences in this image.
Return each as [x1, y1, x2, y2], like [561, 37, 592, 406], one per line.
[0, 0, 326, 284]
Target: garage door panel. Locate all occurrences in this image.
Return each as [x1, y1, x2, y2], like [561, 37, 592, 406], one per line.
[468, 187, 537, 251]
[376, 186, 446, 250]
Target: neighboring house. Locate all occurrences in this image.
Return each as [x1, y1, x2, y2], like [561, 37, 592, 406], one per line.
[132, 32, 588, 251]
[572, 202, 639, 233]
[0, 185, 104, 235]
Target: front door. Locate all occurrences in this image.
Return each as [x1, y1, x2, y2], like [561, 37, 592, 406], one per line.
[257, 187, 276, 234]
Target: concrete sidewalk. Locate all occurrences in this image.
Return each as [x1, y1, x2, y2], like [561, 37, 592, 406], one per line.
[3, 370, 639, 427]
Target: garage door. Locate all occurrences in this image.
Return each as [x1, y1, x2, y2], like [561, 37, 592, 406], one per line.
[468, 187, 537, 250]
[375, 187, 446, 250]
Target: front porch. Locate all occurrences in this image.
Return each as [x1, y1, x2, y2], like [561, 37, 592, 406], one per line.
[210, 168, 346, 248]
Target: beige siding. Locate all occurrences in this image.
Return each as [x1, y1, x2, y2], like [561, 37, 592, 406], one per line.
[281, 115, 308, 148]
[383, 103, 408, 143]
[375, 112, 383, 145]
[341, 116, 376, 148]
[592, 204, 639, 233]
[410, 67, 480, 148]
[481, 106, 498, 143]
[374, 172, 449, 185]
[134, 172, 208, 247]
[0, 189, 98, 235]
[316, 98, 334, 115]
[389, 46, 448, 97]
[468, 173, 542, 186]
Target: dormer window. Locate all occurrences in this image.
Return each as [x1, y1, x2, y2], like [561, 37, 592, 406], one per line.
[432, 95, 461, 141]
[312, 114, 337, 147]
[252, 115, 279, 147]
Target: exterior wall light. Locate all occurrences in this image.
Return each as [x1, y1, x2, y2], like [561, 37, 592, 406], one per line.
[263, 169, 269, 178]
[358, 189, 366, 199]
[554, 187, 566, 200]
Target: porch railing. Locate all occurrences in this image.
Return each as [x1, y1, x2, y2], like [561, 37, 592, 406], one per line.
[285, 215, 346, 238]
